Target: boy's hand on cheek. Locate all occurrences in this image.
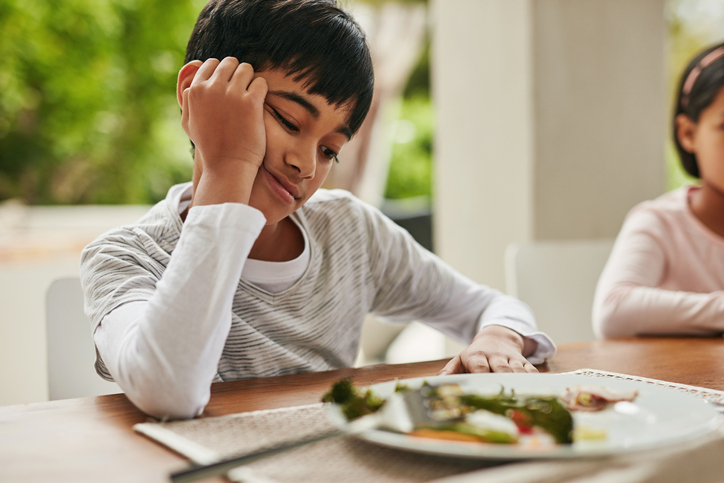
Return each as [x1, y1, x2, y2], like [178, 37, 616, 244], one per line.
[182, 57, 268, 201]
[438, 325, 538, 375]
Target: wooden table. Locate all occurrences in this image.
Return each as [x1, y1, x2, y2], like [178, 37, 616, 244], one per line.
[2, 337, 723, 482]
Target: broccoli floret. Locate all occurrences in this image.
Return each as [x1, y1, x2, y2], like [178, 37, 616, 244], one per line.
[321, 378, 356, 405]
[394, 381, 411, 392]
[322, 378, 385, 420]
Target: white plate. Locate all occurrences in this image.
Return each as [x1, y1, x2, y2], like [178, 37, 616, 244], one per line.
[338, 373, 721, 459]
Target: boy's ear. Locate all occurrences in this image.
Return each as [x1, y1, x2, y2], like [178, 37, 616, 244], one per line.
[675, 113, 697, 154]
[177, 61, 204, 109]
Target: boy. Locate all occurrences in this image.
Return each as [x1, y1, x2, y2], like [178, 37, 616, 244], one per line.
[81, 0, 555, 420]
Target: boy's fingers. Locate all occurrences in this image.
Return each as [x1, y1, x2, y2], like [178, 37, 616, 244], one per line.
[508, 359, 527, 373]
[229, 62, 257, 91]
[247, 76, 268, 99]
[465, 355, 492, 373]
[438, 355, 464, 375]
[524, 361, 538, 373]
[488, 358, 513, 373]
[193, 58, 221, 84]
[211, 56, 241, 82]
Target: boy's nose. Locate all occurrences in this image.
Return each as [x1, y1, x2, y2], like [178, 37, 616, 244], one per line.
[286, 146, 316, 179]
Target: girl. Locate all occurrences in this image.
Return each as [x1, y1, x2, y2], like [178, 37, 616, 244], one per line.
[593, 41, 724, 338]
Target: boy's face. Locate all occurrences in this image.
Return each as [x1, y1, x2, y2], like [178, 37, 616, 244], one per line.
[248, 69, 352, 225]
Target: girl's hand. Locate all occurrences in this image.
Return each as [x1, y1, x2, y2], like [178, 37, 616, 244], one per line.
[181, 57, 268, 186]
[438, 325, 539, 374]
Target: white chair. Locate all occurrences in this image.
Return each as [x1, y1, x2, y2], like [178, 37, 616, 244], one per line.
[356, 316, 446, 366]
[505, 239, 614, 345]
[46, 277, 121, 400]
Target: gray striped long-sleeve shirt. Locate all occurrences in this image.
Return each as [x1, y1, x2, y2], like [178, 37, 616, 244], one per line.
[81, 183, 554, 419]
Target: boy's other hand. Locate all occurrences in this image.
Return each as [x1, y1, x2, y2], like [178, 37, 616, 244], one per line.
[438, 325, 538, 375]
[179, 57, 268, 201]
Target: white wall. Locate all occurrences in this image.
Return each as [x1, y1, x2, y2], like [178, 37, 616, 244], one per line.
[532, 0, 666, 240]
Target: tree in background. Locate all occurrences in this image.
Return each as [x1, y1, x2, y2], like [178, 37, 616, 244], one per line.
[0, 0, 202, 204]
[0, 0, 430, 206]
[384, 39, 432, 201]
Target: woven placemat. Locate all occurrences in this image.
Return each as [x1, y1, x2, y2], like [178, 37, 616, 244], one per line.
[134, 369, 724, 483]
[136, 403, 492, 483]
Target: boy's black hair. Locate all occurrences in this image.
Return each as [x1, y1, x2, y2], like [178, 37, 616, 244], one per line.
[673, 41, 724, 178]
[185, 0, 374, 137]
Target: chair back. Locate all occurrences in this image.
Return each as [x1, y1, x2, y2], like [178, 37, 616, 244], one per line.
[505, 240, 614, 344]
[46, 277, 121, 400]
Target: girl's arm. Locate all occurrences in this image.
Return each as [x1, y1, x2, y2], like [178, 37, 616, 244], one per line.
[593, 210, 724, 338]
[84, 203, 265, 420]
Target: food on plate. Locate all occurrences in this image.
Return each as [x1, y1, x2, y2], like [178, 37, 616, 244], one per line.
[426, 382, 574, 444]
[322, 379, 574, 445]
[322, 379, 638, 445]
[572, 425, 608, 441]
[321, 377, 385, 420]
[561, 385, 639, 412]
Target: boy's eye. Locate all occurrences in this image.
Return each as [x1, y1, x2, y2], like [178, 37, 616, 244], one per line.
[320, 146, 339, 163]
[270, 107, 299, 132]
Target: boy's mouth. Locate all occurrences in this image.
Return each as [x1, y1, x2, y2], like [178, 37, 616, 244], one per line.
[262, 165, 301, 201]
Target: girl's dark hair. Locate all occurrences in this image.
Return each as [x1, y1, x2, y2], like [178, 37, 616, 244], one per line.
[673, 41, 724, 178]
[185, 0, 374, 136]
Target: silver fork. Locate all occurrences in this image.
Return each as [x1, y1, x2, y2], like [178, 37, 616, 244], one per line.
[169, 389, 446, 483]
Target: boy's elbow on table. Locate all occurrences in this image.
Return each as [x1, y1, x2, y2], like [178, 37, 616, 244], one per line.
[125, 384, 208, 420]
[114, 366, 209, 420]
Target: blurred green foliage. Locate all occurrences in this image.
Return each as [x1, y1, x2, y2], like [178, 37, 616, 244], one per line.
[384, 95, 433, 200]
[384, 38, 432, 200]
[0, 0, 427, 205]
[664, 0, 722, 190]
[0, 0, 204, 204]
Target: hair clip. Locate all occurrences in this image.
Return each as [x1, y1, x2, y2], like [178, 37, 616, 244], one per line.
[681, 46, 724, 108]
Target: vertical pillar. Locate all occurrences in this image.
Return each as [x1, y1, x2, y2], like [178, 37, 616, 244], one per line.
[432, 0, 666, 291]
